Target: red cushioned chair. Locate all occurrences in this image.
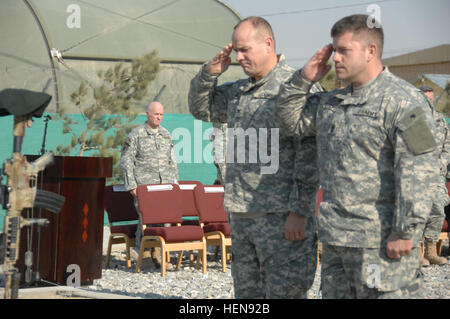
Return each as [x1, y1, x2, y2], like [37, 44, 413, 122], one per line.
[193, 184, 231, 273]
[176, 181, 203, 268]
[104, 185, 139, 269]
[135, 183, 207, 276]
[178, 181, 202, 225]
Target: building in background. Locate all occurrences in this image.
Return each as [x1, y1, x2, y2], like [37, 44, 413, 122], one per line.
[384, 44, 450, 114]
[383, 44, 450, 83]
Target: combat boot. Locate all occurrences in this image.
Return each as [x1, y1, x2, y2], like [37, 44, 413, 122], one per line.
[419, 247, 430, 267]
[424, 240, 448, 265]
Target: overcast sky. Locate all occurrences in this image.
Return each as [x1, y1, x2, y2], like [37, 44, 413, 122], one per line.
[221, 0, 450, 68]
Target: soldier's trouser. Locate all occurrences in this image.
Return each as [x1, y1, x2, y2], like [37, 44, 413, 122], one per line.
[423, 183, 448, 242]
[230, 213, 317, 299]
[321, 244, 423, 299]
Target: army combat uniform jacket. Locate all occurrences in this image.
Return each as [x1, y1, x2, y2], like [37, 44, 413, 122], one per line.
[432, 111, 450, 207]
[188, 55, 321, 217]
[120, 124, 178, 191]
[276, 67, 439, 248]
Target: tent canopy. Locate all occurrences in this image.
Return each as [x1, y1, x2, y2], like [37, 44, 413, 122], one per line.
[0, 0, 244, 113]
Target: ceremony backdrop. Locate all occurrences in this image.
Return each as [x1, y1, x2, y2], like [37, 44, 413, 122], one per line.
[0, 113, 217, 230]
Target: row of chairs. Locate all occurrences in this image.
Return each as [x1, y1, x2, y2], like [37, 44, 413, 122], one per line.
[103, 181, 231, 276]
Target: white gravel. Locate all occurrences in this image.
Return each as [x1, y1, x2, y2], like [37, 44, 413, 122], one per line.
[78, 227, 449, 299]
[1, 226, 447, 299]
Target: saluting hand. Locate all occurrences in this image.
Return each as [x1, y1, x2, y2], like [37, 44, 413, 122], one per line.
[301, 44, 333, 82]
[206, 43, 233, 75]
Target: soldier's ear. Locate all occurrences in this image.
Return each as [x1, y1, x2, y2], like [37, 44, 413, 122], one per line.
[366, 42, 378, 63]
[264, 36, 274, 53]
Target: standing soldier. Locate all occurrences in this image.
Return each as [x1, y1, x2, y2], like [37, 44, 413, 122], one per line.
[276, 14, 439, 298]
[120, 101, 178, 267]
[188, 16, 322, 298]
[419, 86, 449, 266]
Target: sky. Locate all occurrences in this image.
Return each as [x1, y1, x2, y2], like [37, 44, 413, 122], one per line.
[221, 0, 450, 68]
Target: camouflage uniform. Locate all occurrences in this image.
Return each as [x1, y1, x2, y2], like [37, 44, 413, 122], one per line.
[210, 122, 228, 185]
[275, 67, 439, 299]
[188, 55, 321, 299]
[120, 124, 178, 190]
[120, 123, 179, 247]
[423, 114, 450, 241]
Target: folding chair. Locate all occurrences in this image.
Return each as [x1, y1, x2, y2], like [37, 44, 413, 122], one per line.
[135, 183, 207, 276]
[104, 185, 140, 268]
[178, 181, 203, 225]
[193, 184, 231, 272]
[176, 181, 202, 267]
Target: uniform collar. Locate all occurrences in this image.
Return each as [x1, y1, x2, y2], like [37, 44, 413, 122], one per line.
[144, 123, 162, 136]
[241, 54, 286, 94]
[335, 67, 390, 106]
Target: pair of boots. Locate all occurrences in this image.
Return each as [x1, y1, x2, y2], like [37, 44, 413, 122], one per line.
[419, 241, 447, 267]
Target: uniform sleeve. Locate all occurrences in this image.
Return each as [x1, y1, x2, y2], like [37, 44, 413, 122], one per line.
[279, 72, 322, 218]
[120, 135, 138, 191]
[289, 135, 320, 218]
[390, 97, 439, 240]
[188, 65, 229, 123]
[438, 120, 450, 175]
[275, 70, 319, 139]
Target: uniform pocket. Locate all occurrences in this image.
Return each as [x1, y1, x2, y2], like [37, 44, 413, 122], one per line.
[397, 107, 436, 155]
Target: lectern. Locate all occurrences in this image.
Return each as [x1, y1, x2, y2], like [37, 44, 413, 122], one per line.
[17, 155, 112, 285]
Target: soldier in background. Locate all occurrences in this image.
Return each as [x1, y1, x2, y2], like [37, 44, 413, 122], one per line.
[419, 86, 449, 266]
[189, 16, 321, 298]
[120, 101, 178, 267]
[276, 14, 438, 298]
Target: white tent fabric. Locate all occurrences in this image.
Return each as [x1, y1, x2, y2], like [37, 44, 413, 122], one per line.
[0, 0, 244, 113]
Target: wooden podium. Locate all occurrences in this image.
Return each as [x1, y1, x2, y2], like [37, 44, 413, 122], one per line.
[17, 155, 112, 286]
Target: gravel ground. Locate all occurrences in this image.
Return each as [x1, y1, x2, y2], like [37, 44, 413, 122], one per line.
[1, 227, 448, 299]
[79, 227, 449, 299]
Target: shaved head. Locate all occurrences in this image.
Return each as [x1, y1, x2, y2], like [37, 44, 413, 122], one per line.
[148, 101, 164, 113]
[234, 16, 276, 49]
[231, 16, 278, 81]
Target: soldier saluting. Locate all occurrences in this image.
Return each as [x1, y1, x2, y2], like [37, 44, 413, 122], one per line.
[276, 14, 439, 298]
[189, 16, 322, 299]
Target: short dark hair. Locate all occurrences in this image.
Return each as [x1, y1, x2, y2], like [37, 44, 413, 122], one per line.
[419, 85, 434, 93]
[331, 14, 384, 57]
[234, 16, 276, 46]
